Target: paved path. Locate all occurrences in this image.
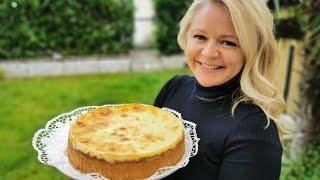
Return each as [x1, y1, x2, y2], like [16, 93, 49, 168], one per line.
[0, 52, 186, 78]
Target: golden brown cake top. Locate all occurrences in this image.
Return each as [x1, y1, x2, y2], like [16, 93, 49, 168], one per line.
[68, 103, 184, 162]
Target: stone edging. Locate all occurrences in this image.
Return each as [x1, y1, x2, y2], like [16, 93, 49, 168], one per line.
[0, 54, 186, 78]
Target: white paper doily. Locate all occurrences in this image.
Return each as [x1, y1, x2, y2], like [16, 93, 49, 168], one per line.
[32, 104, 200, 180]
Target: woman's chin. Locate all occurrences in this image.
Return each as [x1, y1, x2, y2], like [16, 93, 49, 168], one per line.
[196, 77, 222, 87]
[193, 70, 222, 87]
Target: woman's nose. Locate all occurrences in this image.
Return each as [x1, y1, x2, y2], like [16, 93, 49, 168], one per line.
[201, 41, 219, 59]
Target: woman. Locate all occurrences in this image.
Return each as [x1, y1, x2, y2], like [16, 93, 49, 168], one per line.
[154, 0, 286, 179]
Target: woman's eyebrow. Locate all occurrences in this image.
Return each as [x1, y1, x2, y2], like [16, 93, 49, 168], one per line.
[189, 29, 238, 39]
[220, 34, 238, 40]
[219, 34, 239, 41]
[189, 29, 207, 34]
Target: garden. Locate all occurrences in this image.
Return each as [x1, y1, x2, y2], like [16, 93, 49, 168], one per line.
[0, 0, 319, 179]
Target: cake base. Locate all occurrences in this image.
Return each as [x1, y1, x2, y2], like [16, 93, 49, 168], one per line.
[67, 136, 185, 180]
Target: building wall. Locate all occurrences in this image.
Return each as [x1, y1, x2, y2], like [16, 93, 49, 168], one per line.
[276, 39, 303, 118]
[133, 0, 155, 48]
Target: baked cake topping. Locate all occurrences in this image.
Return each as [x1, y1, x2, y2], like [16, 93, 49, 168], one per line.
[68, 103, 184, 162]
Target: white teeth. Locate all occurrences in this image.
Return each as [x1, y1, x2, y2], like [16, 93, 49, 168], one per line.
[200, 63, 221, 70]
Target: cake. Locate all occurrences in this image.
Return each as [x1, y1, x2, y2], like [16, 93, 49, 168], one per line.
[67, 103, 185, 180]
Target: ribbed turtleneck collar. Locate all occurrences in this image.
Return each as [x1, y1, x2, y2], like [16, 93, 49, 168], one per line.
[193, 74, 241, 102]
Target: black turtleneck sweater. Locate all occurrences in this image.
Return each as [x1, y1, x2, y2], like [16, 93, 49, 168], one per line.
[153, 75, 282, 180]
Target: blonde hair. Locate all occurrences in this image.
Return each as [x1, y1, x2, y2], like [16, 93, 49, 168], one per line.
[178, 0, 288, 135]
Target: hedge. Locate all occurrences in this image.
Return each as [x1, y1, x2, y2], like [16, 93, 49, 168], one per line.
[0, 0, 134, 59]
[281, 140, 320, 179]
[153, 0, 193, 55]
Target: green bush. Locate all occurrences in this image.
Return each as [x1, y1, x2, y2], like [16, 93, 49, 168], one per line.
[281, 140, 320, 180]
[153, 0, 193, 55]
[0, 0, 134, 59]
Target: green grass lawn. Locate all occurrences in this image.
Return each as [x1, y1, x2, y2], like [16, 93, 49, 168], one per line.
[0, 68, 190, 180]
[1, 68, 317, 180]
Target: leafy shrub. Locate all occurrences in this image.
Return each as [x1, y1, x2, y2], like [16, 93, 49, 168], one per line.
[153, 0, 193, 55]
[281, 140, 320, 180]
[0, 0, 134, 59]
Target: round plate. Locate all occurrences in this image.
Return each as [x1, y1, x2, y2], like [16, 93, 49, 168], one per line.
[32, 104, 200, 180]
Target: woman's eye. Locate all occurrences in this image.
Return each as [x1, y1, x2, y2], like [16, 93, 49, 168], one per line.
[221, 40, 237, 47]
[193, 35, 207, 40]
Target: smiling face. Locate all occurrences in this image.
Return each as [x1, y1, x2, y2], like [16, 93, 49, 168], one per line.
[186, 2, 245, 87]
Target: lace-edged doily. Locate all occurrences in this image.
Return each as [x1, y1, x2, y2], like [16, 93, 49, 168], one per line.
[32, 104, 200, 180]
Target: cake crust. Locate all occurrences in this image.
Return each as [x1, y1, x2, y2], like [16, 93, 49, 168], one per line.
[67, 135, 185, 180]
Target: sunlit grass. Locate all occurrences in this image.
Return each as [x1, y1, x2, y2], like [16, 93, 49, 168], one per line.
[0, 68, 190, 180]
